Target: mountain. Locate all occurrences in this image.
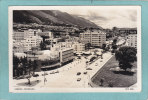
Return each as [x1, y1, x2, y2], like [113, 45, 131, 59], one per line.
[13, 10, 101, 28]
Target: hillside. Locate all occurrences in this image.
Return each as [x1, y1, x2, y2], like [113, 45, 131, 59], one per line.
[13, 10, 100, 28]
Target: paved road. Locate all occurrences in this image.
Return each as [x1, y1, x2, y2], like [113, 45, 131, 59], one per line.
[13, 52, 113, 88]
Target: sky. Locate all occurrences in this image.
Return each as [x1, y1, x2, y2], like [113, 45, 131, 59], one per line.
[45, 6, 139, 29]
[13, 6, 140, 29]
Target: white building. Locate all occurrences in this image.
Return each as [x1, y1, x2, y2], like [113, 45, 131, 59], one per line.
[50, 42, 74, 64]
[59, 47, 74, 64]
[13, 29, 42, 41]
[13, 29, 43, 53]
[80, 30, 106, 47]
[23, 35, 43, 51]
[72, 42, 85, 53]
[127, 34, 137, 48]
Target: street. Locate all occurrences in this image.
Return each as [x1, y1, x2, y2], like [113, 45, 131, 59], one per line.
[13, 52, 113, 88]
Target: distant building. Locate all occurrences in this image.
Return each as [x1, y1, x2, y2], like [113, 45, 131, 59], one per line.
[13, 31, 26, 41]
[72, 42, 85, 53]
[65, 37, 80, 43]
[13, 40, 25, 53]
[117, 28, 137, 36]
[13, 29, 43, 53]
[13, 29, 42, 41]
[38, 31, 53, 42]
[26, 51, 39, 61]
[23, 35, 43, 51]
[80, 30, 106, 47]
[127, 34, 137, 48]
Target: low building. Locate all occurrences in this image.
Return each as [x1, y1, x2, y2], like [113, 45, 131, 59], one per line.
[13, 40, 25, 53]
[26, 52, 39, 61]
[127, 34, 137, 48]
[59, 47, 74, 65]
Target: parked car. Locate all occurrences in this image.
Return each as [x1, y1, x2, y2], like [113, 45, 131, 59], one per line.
[55, 70, 59, 73]
[50, 71, 55, 74]
[83, 72, 87, 74]
[77, 72, 81, 75]
[77, 78, 81, 81]
[86, 68, 92, 70]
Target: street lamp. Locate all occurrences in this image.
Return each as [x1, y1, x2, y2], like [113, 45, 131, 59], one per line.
[41, 66, 47, 85]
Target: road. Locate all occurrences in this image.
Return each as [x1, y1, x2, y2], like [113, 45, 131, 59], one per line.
[13, 52, 113, 88]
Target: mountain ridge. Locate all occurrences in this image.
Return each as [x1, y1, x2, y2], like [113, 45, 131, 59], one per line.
[13, 10, 101, 28]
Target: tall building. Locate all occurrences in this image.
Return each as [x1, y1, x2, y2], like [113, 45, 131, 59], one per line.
[80, 30, 106, 47]
[127, 34, 137, 48]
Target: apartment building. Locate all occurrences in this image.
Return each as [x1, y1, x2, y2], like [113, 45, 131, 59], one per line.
[13, 29, 43, 53]
[80, 30, 106, 47]
[13, 29, 42, 41]
[127, 34, 137, 48]
[23, 35, 43, 51]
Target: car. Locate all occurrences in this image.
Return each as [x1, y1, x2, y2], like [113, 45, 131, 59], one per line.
[77, 72, 81, 75]
[95, 63, 98, 66]
[33, 74, 39, 77]
[86, 68, 92, 70]
[50, 71, 55, 74]
[55, 70, 59, 73]
[42, 73, 48, 76]
[44, 73, 48, 75]
[83, 72, 87, 74]
[77, 78, 81, 81]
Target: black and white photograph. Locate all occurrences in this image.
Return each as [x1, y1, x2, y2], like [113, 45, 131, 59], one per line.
[9, 6, 141, 92]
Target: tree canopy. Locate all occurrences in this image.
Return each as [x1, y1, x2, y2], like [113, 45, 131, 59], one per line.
[115, 46, 137, 71]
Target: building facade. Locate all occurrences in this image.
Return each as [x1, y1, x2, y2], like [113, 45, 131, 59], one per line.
[80, 30, 106, 47]
[127, 34, 137, 48]
[23, 35, 43, 51]
[13, 29, 43, 53]
[72, 42, 85, 53]
[59, 48, 74, 65]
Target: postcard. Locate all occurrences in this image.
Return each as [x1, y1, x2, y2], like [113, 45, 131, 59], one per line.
[9, 6, 141, 93]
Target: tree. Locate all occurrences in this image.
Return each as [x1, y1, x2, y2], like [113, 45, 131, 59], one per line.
[115, 46, 137, 71]
[112, 27, 116, 30]
[113, 38, 117, 44]
[102, 44, 106, 50]
[85, 43, 91, 50]
[112, 44, 117, 50]
[25, 59, 33, 85]
[13, 55, 20, 77]
[33, 60, 38, 74]
[40, 41, 46, 50]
